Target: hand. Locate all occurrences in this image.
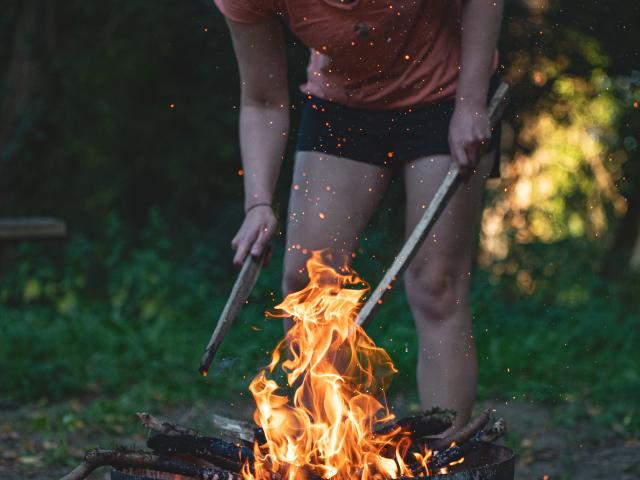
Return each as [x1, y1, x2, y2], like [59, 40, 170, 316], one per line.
[448, 101, 491, 179]
[231, 205, 277, 266]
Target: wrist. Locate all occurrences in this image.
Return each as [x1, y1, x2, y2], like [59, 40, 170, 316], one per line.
[245, 202, 272, 215]
[455, 93, 488, 109]
[244, 192, 272, 212]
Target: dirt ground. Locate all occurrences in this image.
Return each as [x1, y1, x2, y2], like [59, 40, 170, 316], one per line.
[1, 399, 638, 480]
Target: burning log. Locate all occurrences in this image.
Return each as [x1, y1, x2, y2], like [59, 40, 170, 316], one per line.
[59, 448, 240, 480]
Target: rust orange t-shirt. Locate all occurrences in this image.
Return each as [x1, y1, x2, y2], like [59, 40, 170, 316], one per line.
[214, 0, 471, 110]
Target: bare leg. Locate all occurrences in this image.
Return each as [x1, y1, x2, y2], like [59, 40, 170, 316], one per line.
[282, 151, 390, 300]
[403, 154, 493, 428]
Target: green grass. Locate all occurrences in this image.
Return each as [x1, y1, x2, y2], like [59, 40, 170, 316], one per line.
[1, 213, 638, 436]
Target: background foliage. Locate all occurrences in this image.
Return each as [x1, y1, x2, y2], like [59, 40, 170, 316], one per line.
[1, 0, 639, 438]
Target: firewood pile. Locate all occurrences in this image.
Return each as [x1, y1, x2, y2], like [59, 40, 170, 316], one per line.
[59, 408, 507, 480]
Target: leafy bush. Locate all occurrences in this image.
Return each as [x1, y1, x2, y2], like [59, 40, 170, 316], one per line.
[1, 212, 638, 434]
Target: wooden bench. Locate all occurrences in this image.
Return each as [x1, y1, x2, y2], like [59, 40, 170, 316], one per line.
[0, 217, 66, 240]
[0, 217, 67, 274]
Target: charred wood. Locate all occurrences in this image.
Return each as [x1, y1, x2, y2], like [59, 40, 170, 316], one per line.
[148, 434, 252, 472]
[376, 407, 456, 438]
[59, 448, 240, 480]
[137, 411, 199, 437]
[427, 408, 491, 451]
[212, 413, 256, 443]
[428, 419, 507, 471]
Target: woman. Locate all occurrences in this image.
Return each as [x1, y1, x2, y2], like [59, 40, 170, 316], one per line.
[216, 0, 504, 428]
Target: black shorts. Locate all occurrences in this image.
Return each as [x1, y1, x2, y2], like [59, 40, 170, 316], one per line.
[295, 77, 502, 178]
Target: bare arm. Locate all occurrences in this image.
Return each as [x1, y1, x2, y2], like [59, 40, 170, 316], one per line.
[448, 0, 504, 177]
[225, 18, 290, 265]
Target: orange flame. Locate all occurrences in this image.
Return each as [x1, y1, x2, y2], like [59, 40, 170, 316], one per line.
[242, 252, 462, 479]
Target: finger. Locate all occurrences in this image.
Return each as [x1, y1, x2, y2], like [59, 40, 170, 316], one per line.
[478, 136, 490, 155]
[484, 125, 492, 140]
[263, 245, 273, 267]
[480, 126, 493, 154]
[475, 126, 490, 143]
[250, 223, 276, 257]
[453, 142, 471, 179]
[231, 228, 244, 250]
[465, 141, 480, 171]
[233, 230, 259, 266]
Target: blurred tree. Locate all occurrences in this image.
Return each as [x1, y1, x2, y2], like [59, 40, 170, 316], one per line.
[1, 0, 56, 190]
[479, 0, 640, 283]
[0, 0, 638, 276]
[1, 0, 245, 229]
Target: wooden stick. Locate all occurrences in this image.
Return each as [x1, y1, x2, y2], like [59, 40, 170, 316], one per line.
[212, 413, 256, 442]
[199, 252, 265, 375]
[428, 408, 492, 451]
[428, 419, 507, 471]
[138, 412, 252, 466]
[479, 418, 506, 443]
[139, 409, 255, 444]
[148, 434, 252, 472]
[357, 82, 510, 329]
[59, 448, 240, 480]
[375, 407, 456, 438]
[137, 411, 199, 437]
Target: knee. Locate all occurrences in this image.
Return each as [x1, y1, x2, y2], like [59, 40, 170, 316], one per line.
[282, 262, 309, 296]
[404, 261, 469, 323]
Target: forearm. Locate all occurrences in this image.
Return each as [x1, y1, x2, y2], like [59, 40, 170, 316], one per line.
[457, 0, 504, 106]
[239, 101, 289, 211]
[224, 18, 288, 263]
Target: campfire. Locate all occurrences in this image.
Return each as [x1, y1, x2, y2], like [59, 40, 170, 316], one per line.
[244, 252, 484, 479]
[61, 253, 513, 480]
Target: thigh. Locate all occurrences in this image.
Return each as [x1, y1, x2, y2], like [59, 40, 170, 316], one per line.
[403, 154, 493, 280]
[283, 151, 390, 289]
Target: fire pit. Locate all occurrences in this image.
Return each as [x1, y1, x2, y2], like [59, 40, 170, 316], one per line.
[111, 443, 514, 480]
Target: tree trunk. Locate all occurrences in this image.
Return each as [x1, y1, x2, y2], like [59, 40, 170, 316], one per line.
[603, 163, 640, 276]
[629, 213, 640, 271]
[1, 0, 56, 151]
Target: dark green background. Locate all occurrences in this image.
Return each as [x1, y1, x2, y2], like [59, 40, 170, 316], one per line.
[1, 0, 639, 437]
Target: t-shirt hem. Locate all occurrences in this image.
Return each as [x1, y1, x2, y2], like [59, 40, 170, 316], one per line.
[213, 0, 270, 24]
[299, 85, 457, 111]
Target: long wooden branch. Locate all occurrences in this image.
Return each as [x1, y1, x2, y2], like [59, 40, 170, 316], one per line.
[59, 448, 240, 480]
[357, 82, 510, 329]
[199, 252, 265, 375]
